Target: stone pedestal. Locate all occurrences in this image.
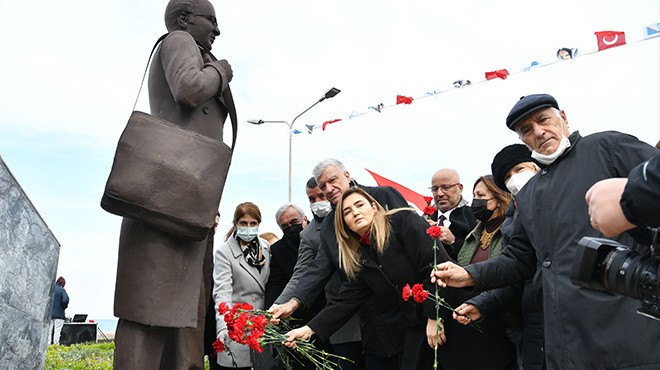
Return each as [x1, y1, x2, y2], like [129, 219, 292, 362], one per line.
[0, 156, 60, 370]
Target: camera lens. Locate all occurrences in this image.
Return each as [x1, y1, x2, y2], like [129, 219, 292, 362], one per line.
[602, 248, 659, 301]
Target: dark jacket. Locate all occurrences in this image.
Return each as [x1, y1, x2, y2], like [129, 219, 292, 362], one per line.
[438, 221, 517, 370]
[266, 236, 326, 324]
[466, 203, 543, 370]
[621, 152, 660, 228]
[431, 203, 476, 259]
[466, 131, 660, 370]
[307, 210, 451, 365]
[52, 284, 69, 319]
[293, 184, 409, 356]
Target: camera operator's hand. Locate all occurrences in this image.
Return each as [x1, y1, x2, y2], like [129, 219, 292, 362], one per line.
[586, 178, 636, 237]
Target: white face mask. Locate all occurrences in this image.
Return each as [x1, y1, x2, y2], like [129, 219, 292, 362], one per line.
[236, 226, 259, 242]
[505, 170, 536, 196]
[531, 134, 571, 165]
[310, 200, 332, 218]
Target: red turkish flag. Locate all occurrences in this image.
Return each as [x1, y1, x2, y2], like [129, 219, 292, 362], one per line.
[321, 118, 342, 131]
[365, 169, 427, 211]
[595, 31, 626, 51]
[396, 95, 414, 105]
[485, 69, 509, 80]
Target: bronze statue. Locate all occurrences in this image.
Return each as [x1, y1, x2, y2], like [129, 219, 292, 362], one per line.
[112, 0, 236, 368]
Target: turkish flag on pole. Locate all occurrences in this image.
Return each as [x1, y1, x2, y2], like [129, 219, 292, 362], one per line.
[484, 69, 509, 80]
[365, 169, 427, 211]
[595, 31, 626, 51]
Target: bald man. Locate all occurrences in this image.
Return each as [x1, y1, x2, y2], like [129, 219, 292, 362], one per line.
[429, 168, 476, 260]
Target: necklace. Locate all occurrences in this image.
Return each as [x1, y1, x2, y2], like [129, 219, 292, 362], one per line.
[479, 225, 501, 250]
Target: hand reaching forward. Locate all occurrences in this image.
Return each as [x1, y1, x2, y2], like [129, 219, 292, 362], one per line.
[284, 325, 315, 349]
[431, 261, 475, 288]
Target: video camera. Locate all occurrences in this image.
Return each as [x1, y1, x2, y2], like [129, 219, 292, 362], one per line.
[571, 236, 660, 321]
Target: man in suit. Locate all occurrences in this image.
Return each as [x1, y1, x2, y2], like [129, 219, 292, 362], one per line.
[112, 0, 236, 368]
[270, 159, 410, 368]
[429, 168, 477, 260]
[270, 177, 361, 369]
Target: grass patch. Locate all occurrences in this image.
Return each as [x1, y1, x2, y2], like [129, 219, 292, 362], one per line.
[45, 342, 214, 369]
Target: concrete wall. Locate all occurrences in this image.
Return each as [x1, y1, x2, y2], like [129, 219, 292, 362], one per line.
[0, 156, 60, 370]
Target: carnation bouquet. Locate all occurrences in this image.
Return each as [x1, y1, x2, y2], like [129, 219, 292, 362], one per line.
[212, 302, 348, 370]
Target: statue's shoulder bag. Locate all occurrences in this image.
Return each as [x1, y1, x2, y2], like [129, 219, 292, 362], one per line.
[101, 34, 237, 241]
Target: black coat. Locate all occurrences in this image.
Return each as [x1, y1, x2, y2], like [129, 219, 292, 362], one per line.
[307, 210, 451, 368]
[466, 131, 660, 370]
[621, 152, 660, 228]
[265, 236, 326, 324]
[431, 203, 477, 259]
[293, 184, 409, 357]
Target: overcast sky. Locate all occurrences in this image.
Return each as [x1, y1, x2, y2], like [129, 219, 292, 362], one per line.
[0, 0, 658, 320]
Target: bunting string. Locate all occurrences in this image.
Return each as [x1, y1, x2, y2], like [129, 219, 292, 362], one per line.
[292, 24, 660, 136]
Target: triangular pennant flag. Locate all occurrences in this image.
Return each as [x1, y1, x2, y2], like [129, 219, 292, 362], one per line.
[594, 31, 626, 51]
[291, 129, 303, 135]
[523, 61, 540, 71]
[321, 118, 342, 131]
[644, 22, 660, 38]
[368, 103, 384, 113]
[485, 69, 509, 80]
[452, 80, 471, 88]
[396, 95, 414, 105]
[305, 124, 315, 134]
[364, 169, 427, 211]
[556, 48, 578, 60]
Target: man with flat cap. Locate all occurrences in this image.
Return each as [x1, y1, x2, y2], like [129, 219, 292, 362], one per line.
[432, 94, 660, 369]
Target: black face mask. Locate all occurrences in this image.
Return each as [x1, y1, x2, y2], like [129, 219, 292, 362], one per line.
[282, 223, 303, 245]
[471, 199, 494, 223]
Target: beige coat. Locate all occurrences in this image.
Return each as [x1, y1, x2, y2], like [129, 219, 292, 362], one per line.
[113, 30, 235, 328]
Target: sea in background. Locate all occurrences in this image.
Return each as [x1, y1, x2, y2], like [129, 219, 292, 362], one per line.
[92, 318, 118, 335]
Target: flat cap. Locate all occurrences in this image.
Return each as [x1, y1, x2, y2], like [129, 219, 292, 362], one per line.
[506, 94, 559, 131]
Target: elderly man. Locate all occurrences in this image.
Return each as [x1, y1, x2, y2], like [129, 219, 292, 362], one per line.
[432, 94, 660, 369]
[429, 168, 476, 259]
[270, 159, 411, 368]
[112, 0, 236, 368]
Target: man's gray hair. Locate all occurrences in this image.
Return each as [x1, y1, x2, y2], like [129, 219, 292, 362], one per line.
[312, 158, 346, 183]
[275, 203, 306, 227]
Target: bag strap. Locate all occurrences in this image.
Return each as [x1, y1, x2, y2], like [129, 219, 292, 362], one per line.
[132, 33, 238, 150]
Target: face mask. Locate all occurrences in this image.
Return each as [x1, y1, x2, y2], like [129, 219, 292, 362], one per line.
[505, 170, 536, 196]
[531, 134, 571, 165]
[471, 198, 494, 223]
[282, 223, 303, 244]
[236, 226, 259, 242]
[310, 200, 332, 218]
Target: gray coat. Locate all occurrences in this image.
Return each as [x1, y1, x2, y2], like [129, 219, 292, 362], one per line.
[467, 131, 660, 369]
[113, 31, 234, 328]
[213, 236, 271, 368]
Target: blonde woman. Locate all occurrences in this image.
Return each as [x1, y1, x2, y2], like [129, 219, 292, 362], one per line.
[285, 188, 451, 369]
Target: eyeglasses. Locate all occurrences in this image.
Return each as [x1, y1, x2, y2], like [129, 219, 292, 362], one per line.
[429, 183, 460, 193]
[195, 14, 217, 27]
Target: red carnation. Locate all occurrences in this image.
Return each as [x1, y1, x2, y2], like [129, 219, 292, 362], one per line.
[426, 225, 442, 239]
[212, 338, 225, 354]
[423, 196, 433, 204]
[240, 302, 254, 311]
[218, 302, 229, 315]
[423, 205, 437, 216]
[411, 284, 429, 303]
[402, 284, 412, 301]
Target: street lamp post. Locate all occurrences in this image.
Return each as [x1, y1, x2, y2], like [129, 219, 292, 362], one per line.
[248, 87, 341, 202]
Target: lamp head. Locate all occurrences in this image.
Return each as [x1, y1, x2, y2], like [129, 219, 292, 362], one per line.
[247, 119, 265, 125]
[320, 87, 341, 101]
